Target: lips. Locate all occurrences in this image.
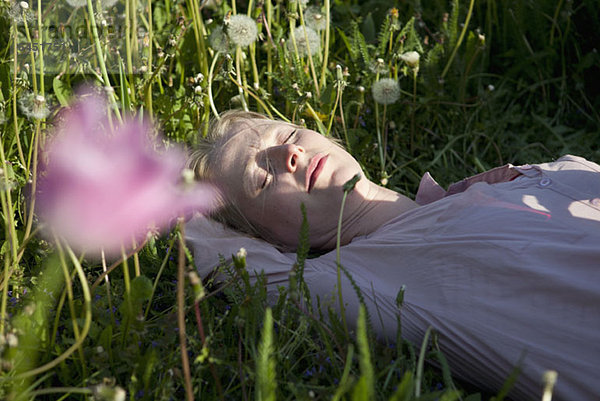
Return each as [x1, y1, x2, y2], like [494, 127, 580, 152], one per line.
[306, 154, 328, 193]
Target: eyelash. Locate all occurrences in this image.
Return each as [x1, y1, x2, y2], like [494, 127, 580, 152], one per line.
[260, 130, 297, 189]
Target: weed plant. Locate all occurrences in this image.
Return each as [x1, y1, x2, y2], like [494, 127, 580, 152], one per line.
[0, 0, 598, 399]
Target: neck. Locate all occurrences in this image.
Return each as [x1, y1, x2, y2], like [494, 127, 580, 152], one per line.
[316, 178, 418, 251]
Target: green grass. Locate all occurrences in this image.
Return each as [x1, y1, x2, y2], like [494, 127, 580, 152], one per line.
[0, 0, 598, 399]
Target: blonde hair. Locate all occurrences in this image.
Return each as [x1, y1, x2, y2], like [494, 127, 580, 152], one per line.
[188, 110, 282, 244]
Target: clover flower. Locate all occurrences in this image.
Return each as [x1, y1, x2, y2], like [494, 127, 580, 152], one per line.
[288, 26, 320, 56]
[372, 78, 400, 105]
[37, 89, 216, 255]
[304, 6, 327, 31]
[209, 26, 230, 53]
[19, 92, 50, 120]
[399, 51, 420, 68]
[226, 14, 258, 47]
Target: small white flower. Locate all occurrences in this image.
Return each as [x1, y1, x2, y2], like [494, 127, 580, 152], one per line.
[304, 6, 327, 31]
[19, 1, 28, 9]
[194, 85, 202, 95]
[227, 15, 258, 47]
[6, 333, 18, 348]
[288, 26, 320, 56]
[372, 78, 400, 105]
[209, 26, 230, 52]
[93, 384, 126, 401]
[487, 84, 495, 91]
[237, 248, 247, 259]
[399, 51, 420, 68]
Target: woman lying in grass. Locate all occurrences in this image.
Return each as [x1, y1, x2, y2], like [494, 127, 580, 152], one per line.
[186, 110, 600, 400]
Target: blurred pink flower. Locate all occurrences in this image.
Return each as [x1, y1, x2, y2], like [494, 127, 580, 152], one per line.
[38, 90, 216, 254]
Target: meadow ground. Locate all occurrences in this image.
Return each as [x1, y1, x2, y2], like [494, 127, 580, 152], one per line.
[0, 0, 598, 399]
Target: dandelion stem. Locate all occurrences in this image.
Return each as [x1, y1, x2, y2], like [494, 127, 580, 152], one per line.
[11, 24, 26, 168]
[86, 0, 121, 122]
[176, 222, 194, 401]
[298, 5, 320, 98]
[319, 0, 331, 91]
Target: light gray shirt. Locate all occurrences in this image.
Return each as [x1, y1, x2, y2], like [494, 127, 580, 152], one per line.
[187, 154, 600, 400]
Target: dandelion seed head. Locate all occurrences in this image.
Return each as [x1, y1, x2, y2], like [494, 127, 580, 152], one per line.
[369, 58, 389, 75]
[288, 26, 320, 56]
[8, 1, 35, 24]
[19, 91, 50, 120]
[210, 26, 230, 52]
[372, 78, 400, 105]
[227, 14, 258, 47]
[399, 51, 420, 68]
[304, 6, 327, 31]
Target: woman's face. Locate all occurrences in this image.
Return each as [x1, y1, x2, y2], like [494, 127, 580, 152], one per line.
[212, 119, 365, 248]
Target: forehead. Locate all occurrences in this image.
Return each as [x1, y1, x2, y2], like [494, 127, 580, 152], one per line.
[212, 119, 286, 199]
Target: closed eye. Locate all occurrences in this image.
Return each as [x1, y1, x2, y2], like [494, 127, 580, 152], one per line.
[260, 129, 297, 190]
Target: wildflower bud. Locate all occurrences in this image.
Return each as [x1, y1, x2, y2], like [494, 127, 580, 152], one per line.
[253, 82, 259, 90]
[139, 65, 148, 73]
[343, 67, 350, 77]
[168, 37, 177, 47]
[399, 51, 420, 68]
[195, 73, 204, 83]
[336, 64, 343, 81]
[232, 247, 247, 270]
[380, 177, 388, 186]
[101, 19, 107, 27]
[542, 370, 558, 401]
[194, 85, 202, 95]
[357, 85, 365, 93]
[6, 333, 18, 348]
[19, 1, 28, 10]
[206, 18, 213, 24]
[96, 346, 105, 353]
[292, 83, 299, 90]
[93, 384, 126, 401]
[376, 58, 384, 65]
[181, 168, 195, 186]
[487, 84, 495, 92]
[305, 91, 312, 99]
[188, 271, 205, 302]
[478, 33, 485, 44]
[396, 285, 406, 309]
[343, 174, 361, 193]
[309, 390, 316, 398]
[389, 120, 396, 130]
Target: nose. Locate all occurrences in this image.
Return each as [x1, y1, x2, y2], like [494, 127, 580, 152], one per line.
[268, 144, 305, 173]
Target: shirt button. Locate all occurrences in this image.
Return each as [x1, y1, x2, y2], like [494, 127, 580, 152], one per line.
[592, 198, 600, 206]
[539, 177, 552, 187]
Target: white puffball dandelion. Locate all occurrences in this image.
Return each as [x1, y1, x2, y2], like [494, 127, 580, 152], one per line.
[210, 26, 230, 53]
[372, 78, 400, 105]
[19, 92, 50, 120]
[66, 0, 87, 7]
[227, 15, 258, 47]
[8, 1, 35, 24]
[304, 6, 327, 31]
[399, 51, 420, 68]
[288, 26, 320, 56]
